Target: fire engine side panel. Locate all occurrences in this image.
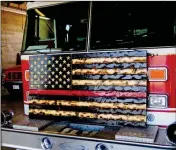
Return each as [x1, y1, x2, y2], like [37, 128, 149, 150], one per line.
[21, 48, 176, 126]
[21, 59, 29, 115]
[148, 55, 176, 108]
[147, 49, 176, 126]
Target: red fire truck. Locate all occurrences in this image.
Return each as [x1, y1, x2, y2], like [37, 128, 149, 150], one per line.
[2, 65, 22, 95]
[2, 1, 176, 150]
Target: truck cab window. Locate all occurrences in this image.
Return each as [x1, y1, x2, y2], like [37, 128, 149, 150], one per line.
[90, 2, 176, 50]
[25, 2, 89, 51]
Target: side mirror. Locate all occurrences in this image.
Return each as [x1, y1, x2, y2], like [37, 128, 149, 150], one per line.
[16, 53, 21, 65]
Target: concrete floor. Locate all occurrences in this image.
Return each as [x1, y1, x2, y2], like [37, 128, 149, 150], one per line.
[1, 94, 24, 116]
[1, 93, 24, 150]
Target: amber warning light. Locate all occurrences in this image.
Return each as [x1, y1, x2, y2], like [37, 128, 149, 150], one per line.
[148, 67, 167, 81]
[25, 70, 29, 81]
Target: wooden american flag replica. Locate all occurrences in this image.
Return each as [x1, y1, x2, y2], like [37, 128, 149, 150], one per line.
[29, 50, 147, 127]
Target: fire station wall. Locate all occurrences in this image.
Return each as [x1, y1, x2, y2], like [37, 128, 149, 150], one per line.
[1, 10, 26, 69]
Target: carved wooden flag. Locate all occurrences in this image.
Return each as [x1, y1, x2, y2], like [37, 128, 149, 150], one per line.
[29, 50, 147, 127]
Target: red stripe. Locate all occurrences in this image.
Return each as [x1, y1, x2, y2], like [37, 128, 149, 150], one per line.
[158, 125, 167, 128]
[29, 90, 146, 98]
[147, 109, 176, 113]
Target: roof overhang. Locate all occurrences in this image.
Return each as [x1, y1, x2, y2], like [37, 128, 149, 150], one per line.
[27, 1, 70, 10]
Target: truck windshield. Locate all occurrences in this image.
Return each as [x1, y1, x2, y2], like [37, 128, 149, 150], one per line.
[90, 2, 176, 50]
[24, 2, 89, 51]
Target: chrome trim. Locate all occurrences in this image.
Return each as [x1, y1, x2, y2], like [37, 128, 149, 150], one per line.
[86, 1, 93, 52]
[4, 81, 22, 84]
[1, 128, 176, 149]
[148, 94, 168, 109]
[2, 143, 40, 150]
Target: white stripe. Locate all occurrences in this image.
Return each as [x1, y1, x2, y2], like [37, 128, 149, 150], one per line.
[26, 91, 29, 102]
[147, 112, 176, 126]
[145, 47, 176, 55]
[21, 55, 29, 60]
[24, 104, 29, 116]
[21, 47, 176, 60]
[90, 47, 176, 55]
[147, 108, 176, 111]
[21, 50, 62, 60]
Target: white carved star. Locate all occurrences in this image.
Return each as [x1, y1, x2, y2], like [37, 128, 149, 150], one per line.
[41, 68, 44, 71]
[52, 57, 55, 60]
[63, 81, 66, 85]
[63, 60, 66, 64]
[67, 85, 70, 88]
[44, 71, 47, 75]
[37, 57, 40, 61]
[51, 78, 55, 82]
[41, 61, 44, 64]
[59, 64, 62, 67]
[51, 84, 55, 88]
[59, 71, 62, 75]
[55, 81, 58, 84]
[67, 78, 70, 82]
[48, 75, 51, 78]
[59, 78, 62, 82]
[67, 56, 70, 60]
[55, 68, 59, 71]
[59, 56, 62, 60]
[34, 61, 37, 65]
[37, 64, 40, 68]
[31, 64, 33, 68]
[44, 78, 47, 81]
[44, 57, 47, 60]
[67, 71, 70, 75]
[55, 60, 59, 64]
[44, 84, 48, 88]
[48, 68, 51, 71]
[59, 84, 62, 88]
[44, 65, 47, 68]
[51, 71, 55, 75]
[67, 63, 70, 67]
[48, 60, 51, 64]
[52, 64, 55, 68]
[48, 81, 51, 84]
[55, 75, 58, 78]
[63, 67, 66, 71]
